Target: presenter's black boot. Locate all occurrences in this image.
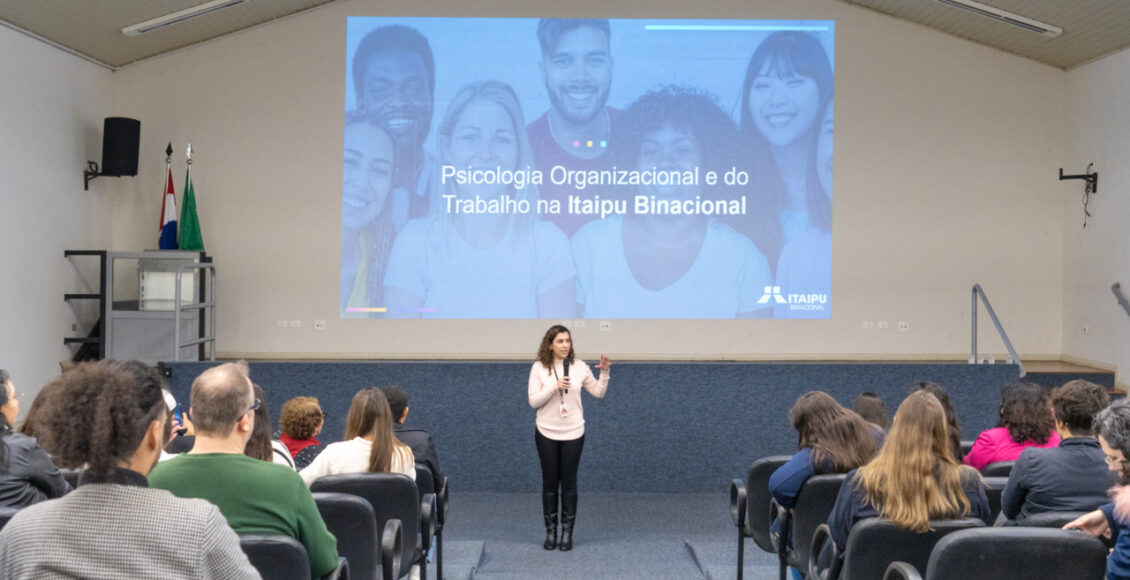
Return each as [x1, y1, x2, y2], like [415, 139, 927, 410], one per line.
[559, 491, 577, 551]
[542, 491, 558, 550]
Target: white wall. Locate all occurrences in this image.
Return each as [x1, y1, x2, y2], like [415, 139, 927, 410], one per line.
[104, 0, 1068, 361]
[1063, 47, 1130, 383]
[0, 26, 113, 395]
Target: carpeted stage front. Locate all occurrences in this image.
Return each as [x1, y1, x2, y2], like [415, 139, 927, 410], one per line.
[160, 360, 1071, 493]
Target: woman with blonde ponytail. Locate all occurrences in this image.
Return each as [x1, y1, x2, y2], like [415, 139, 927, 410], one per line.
[826, 390, 991, 551]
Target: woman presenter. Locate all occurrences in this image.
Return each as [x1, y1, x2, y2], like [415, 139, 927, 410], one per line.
[528, 325, 610, 551]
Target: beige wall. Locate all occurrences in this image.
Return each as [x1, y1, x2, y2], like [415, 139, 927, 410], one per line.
[1064, 47, 1130, 383]
[94, 0, 1066, 361]
[0, 25, 113, 392]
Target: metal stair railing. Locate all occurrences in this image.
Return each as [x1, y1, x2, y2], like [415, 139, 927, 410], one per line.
[971, 284, 1025, 378]
[174, 263, 216, 361]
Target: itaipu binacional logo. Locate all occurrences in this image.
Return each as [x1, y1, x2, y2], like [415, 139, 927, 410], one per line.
[757, 286, 828, 312]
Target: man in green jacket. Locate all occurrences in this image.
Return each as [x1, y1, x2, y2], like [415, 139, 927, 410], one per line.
[150, 361, 338, 577]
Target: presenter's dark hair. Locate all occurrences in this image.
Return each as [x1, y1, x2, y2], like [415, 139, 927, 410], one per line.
[0, 369, 11, 468]
[997, 380, 1054, 445]
[537, 325, 574, 370]
[35, 360, 169, 478]
[383, 386, 409, 422]
[909, 381, 962, 460]
[611, 85, 746, 201]
[1052, 380, 1109, 436]
[352, 25, 436, 102]
[537, 18, 611, 56]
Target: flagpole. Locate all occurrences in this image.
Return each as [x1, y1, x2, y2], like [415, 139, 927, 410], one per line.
[166, 142, 173, 173]
[186, 143, 192, 183]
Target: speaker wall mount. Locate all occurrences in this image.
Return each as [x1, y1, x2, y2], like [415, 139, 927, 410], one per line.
[84, 117, 141, 191]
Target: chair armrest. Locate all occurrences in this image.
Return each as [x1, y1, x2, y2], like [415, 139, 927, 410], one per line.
[883, 561, 923, 580]
[808, 523, 841, 580]
[436, 475, 449, 528]
[320, 557, 349, 580]
[730, 478, 748, 529]
[382, 519, 403, 580]
[771, 498, 788, 554]
[419, 493, 437, 552]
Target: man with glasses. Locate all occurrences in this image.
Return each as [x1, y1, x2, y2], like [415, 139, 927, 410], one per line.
[149, 361, 338, 579]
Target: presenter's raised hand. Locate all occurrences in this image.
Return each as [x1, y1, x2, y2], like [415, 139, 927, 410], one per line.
[597, 355, 610, 372]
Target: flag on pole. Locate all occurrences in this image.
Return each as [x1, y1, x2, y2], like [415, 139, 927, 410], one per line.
[179, 169, 204, 251]
[159, 166, 178, 250]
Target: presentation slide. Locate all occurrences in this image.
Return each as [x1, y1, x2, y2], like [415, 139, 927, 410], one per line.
[340, 17, 834, 319]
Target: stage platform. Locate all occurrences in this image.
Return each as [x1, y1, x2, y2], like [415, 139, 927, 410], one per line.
[162, 359, 1113, 493]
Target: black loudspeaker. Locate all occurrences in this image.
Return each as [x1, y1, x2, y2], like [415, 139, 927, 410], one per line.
[101, 117, 140, 177]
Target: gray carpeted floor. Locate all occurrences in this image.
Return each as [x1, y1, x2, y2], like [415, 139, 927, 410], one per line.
[437, 493, 780, 580]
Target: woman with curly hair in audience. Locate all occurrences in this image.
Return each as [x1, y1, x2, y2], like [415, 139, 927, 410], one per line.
[299, 387, 414, 485]
[909, 381, 964, 462]
[826, 391, 991, 557]
[0, 368, 69, 507]
[279, 396, 326, 470]
[964, 380, 1060, 470]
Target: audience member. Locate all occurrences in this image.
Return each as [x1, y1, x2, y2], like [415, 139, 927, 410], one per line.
[770, 391, 880, 560]
[1064, 400, 1130, 580]
[851, 391, 888, 430]
[279, 396, 326, 470]
[909, 381, 963, 461]
[965, 380, 1060, 470]
[245, 384, 294, 469]
[1001, 380, 1113, 522]
[827, 391, 991, 555]
[384, 386, 442, 480]
[0, 368, 69, 507]
[0, 361, 258, 578]
[149, 361, 338, 578]
[15, 379, 58, 441]
[300, 387, 415, 485]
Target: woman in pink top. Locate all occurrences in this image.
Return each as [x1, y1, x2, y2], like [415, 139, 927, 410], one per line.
[964, 380, 1061, 471]
[528, 325, 610, 552]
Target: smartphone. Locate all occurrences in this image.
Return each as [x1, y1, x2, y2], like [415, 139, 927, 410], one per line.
[172, 405, 188, 436]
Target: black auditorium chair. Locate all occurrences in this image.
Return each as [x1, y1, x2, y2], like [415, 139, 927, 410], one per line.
[311, 473, 435, 580]
[959, 440, 974, 458]
[778, 474, 846, 580]
[731, 455, 791, 580]
[0, 506, 21, 531]
[314, 492, 402, 580]
[980, 461, 1016, 477]
[981, 477, 1008, 523]
[1008, 510, 1088, 529]
[883, 527, 1107, 580]
[239, 534, 348, 580]
[415, 464, 449, 580]
[809, 518, 984, 580]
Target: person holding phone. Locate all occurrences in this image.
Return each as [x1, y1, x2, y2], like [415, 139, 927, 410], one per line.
[527, 325, 610, 551]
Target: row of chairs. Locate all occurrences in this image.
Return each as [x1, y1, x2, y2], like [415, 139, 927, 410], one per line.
[730, 453, 1105, 580]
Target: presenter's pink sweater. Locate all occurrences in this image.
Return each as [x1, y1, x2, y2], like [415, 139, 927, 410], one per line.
[528, 359, 609, 441]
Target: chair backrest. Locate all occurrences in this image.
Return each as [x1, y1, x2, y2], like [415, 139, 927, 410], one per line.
[1014, 510, 1088, 529]
[788, 473, 847, 570]
[240, 534, 312, 580]
[981, 461, 1016, 477]
[311, 472, 419, 577]
[924, 527, 1107, 580]
[415, 464, 435, 498]
[745, 455, 791, 553]
[959, 440, 974, 457]
[840, 518, 983, 579]
[0, 506, 21, 531]
[982, 476, 1008, 523]
[313, 492, 379, 580]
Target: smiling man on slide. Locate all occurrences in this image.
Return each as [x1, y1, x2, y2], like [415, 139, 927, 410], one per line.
[527, 18, 617, 238]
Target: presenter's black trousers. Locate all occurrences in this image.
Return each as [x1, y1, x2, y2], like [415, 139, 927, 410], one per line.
[535, 430, 585, 495]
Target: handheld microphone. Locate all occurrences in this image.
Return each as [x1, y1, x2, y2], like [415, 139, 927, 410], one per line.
[563, 362, 569, 394]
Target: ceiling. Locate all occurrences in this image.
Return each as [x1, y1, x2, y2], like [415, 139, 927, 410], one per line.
[0, 0, 1127, 70]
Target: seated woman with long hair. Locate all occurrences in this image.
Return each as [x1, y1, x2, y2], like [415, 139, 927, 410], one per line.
[299, 387, 414, 486]
[909, 381, 963, 464]
[0, 369, 70, 507]
[771, 391, 881, 525]
[964, 380, 1060, 470]
[826, 391, 991, 552]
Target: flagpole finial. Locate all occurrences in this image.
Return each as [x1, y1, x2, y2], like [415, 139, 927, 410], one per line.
[186, 143, 193, 166]
[165, 142, 173, 164]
